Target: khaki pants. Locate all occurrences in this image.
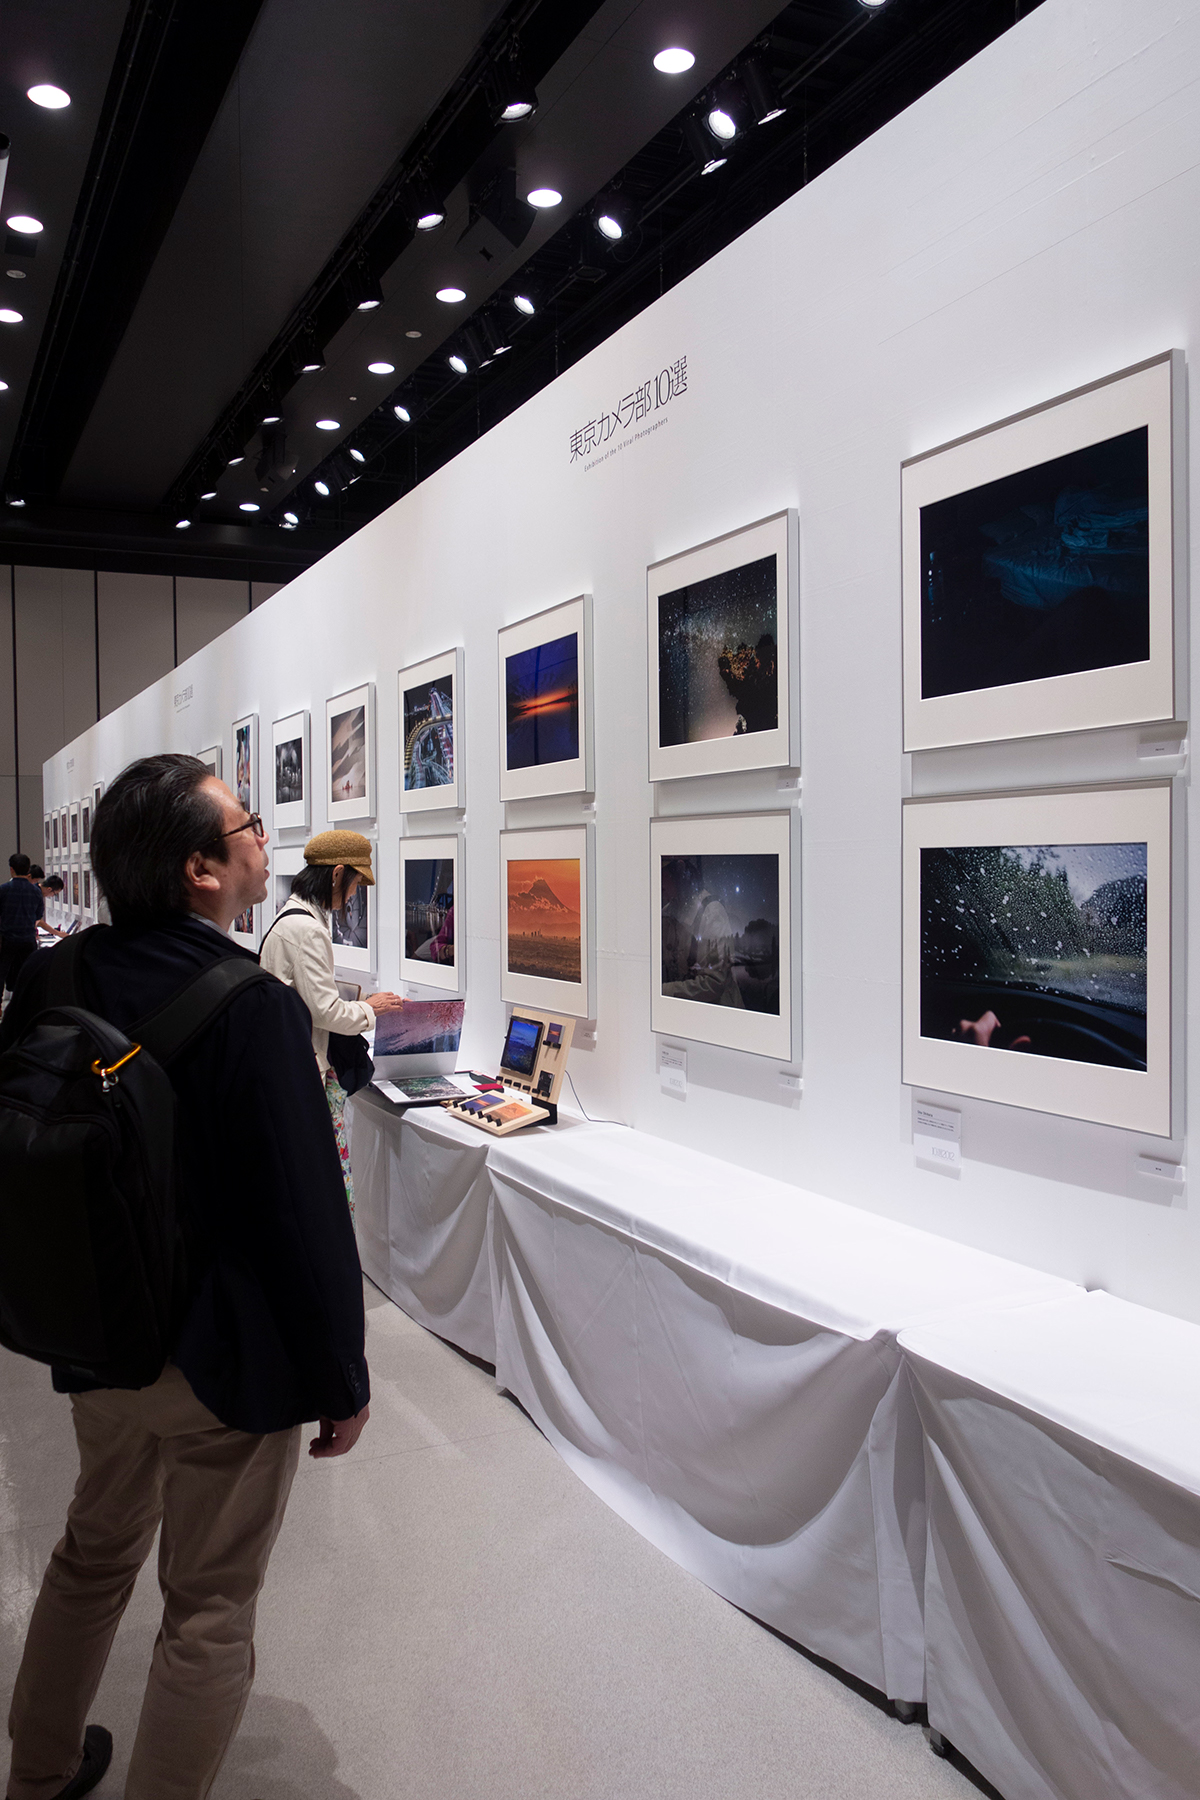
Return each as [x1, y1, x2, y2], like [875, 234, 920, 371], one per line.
[6, 1363, 301, 1800]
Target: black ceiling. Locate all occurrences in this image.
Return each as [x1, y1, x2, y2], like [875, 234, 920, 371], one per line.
[0, 0, 1042, 582]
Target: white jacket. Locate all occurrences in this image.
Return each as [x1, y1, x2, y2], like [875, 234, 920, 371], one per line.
[259, 896, 374, 1074]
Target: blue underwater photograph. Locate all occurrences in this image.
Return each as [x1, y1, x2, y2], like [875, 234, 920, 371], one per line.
[919, 425, 1149, 699]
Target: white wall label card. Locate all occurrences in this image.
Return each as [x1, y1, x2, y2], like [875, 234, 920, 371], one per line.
[914, 1100, 961, 1171]
[659, 1043, 687, 1096]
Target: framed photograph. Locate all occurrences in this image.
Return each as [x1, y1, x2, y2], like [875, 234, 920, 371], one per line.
[81, 798, 91, 847]
[82, 865, 94, 924]
[231, 902, 259, 951]
[231, 714, 258, 817]
[92, 781, 104, 816]
[648, 510, 798, 782]
[903, 352, 1184, 750]
[69, 802, 80, 850]
[903, 782, 1173, 1135]
[51, 811, 58, 852]
[271, 709, 310, 831]
[43, 814, 50, 854]
[650, 811, 793, 1059]
[331, 868, 376, 977]
[70, 865, 80, 914]
[59, 810, 67, 856]
[197, 745, 223, 780]
[271, 845, 305, 917]
[326, 682, 375, 823]
[500, 824, 594, 1017]
[400, 834, 461, 994]
[399, 648, 463, 813]
[498, 596, 593, 801]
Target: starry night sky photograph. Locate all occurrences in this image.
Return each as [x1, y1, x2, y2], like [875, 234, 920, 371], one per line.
[658, 552, 778, 746]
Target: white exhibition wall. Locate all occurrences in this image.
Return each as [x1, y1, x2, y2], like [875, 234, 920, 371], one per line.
[45, 0, 1200, 1323]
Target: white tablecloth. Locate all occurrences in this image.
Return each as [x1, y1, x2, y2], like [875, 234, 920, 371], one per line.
[486, 1123, 1078, 1702]
[901, 1292, 1200, 1800]
[348, 1088, 497, 1362]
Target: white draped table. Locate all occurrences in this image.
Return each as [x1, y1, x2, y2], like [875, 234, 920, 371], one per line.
[900, 1291, 1200, 1800]
[484, 1122, 1078, 1704]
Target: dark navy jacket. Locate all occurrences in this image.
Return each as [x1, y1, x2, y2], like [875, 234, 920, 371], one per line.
[0, 916, 369, 1433]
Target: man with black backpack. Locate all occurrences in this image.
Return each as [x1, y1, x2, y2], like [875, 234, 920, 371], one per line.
[0, 754, 370, 1800]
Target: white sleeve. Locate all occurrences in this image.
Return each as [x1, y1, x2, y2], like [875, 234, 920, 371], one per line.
[262, 916, 376, 1038]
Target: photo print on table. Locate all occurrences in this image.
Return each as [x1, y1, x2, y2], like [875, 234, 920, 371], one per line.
[903, 352, 1182, 749]
[399, 649, 463, 813]
[400, 834, 461, 993]
[903, 783, 1173, 1134]
[231, 714, 258, 817]
[500, 824, 594, 1016]
[648, 511, 797, 781]
[271, 710, 310, 831]
[373, 998, 465, 1059]
[650, 812, 793, 1059]
[326, 683, 375, 822]
[498, 597, 592, 800]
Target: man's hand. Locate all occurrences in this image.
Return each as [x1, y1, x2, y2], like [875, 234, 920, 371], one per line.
[308, 1404, 370, 1459]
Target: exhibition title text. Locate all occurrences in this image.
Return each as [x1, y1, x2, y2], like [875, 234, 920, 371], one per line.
[570, 355, 688, 464]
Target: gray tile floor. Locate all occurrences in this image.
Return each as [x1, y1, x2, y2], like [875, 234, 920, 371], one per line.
[1, 1281, 990, 1800]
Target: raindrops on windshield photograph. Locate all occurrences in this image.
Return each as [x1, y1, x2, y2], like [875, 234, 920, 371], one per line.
[920, 842, 1147, 1070]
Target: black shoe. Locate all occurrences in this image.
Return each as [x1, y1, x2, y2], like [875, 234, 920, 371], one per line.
[53, 1727, 113, 1800]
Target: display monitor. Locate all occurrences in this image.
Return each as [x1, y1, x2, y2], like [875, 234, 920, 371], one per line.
[501, 1013, 543, 1079]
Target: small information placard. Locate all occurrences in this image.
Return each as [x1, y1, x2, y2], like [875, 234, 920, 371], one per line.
[914, 1099, 961, 1172]
[659, 1043, 687, 1097]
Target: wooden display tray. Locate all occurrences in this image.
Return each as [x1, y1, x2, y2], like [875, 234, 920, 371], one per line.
[441, 1087, 554, 1136]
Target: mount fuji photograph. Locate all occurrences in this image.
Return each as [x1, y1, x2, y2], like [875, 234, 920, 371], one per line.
[506, 857, 581, 983]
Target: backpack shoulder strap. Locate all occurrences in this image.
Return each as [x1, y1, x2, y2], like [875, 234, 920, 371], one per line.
[42, 926, 102, 1009]
[132, 960, 276, 1067]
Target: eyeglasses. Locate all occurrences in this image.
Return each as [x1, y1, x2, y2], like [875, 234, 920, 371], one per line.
[218, 813, 266, 842]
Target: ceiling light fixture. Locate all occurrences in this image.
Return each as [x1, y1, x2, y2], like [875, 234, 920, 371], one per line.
[348, 447, 366, 464]
[393, 404, 411, 423]
[261, 412, 282, 425]
[6, 216, 42, 235]
[512, 290, 537, 316]
[0, 380, 8, 392]
[741, 52, 786, 124]
[239, 501, 260, 512]
[313, 478, 331, 496]
[436, 286, 466, 304]
[7, 495, 25, 506]
[315, 418, 340, 431]
[367, 360, 395, 374]
[200, 490, 216, 499]
[448, 353, 468, 375]
[526, 186, 562, 209]
[27, 85, 70, 109]
[403, 172, 446, 233]
[0, 308, 23, 324]
[594, 191, 637, 242]
[343, 260, 383, 312]
[283, 511, 299, 526]
[654, 48, 695, 74]
[175, 518, 190, 529]
[405, 329, 422, 339]
[682, 113, 728, 176]
[706, 106, 737, 142]
[858, 0, 890, 8]
[227, 454, 244, 465]
[486, 45, 538, 124]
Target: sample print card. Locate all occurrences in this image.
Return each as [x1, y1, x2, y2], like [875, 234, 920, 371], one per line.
[902, 783, 1174, 1135]
[498, 596, 593, 800]
[648, 510, 798, 782]
[399, 648, 463, 813]
[326, 682, 376, 822]
[903, 352, 1182, 749]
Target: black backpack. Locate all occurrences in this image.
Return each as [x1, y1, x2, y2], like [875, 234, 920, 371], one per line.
[0, 930, 273, 1389]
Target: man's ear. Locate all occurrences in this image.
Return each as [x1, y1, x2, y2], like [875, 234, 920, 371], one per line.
[184, 848, 222, 895]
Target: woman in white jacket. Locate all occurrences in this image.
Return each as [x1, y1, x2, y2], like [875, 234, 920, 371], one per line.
[260, 829, 402, 1217]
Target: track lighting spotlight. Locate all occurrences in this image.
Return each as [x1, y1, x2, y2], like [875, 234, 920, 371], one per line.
[403, 172, 446, 233]
[313, 479, 331, 497]
[682, 112, 728, 176]
[343, 259, 383, 312]
[448, 353, 469, 376]
[741, 52, 786, 125]
[393, 404, 411, 423]
[175, 518, 190, 530]
[511, 283, 540, 316]
[486, 45, 538, 124]
[476, 310, 510, 357]
[593, 191, 638, 243]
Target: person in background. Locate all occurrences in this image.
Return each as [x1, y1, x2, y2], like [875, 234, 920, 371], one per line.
[0, 852, 45, 998]
[30, 869, 69, 940]
[0, 754, 370, 1800]
[259, 830, 402, 1218]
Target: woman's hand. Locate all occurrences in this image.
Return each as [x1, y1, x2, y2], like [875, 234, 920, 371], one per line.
[365, 991, 404, 1013]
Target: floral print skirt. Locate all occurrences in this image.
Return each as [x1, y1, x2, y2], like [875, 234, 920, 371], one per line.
[324, 1068, 355, 1220]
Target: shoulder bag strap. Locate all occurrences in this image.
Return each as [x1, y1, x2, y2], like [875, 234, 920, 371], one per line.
[258, 905, 312, 954]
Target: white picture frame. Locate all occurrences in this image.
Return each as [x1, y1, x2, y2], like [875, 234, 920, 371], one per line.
[231, 714, 259, 817]
[271, 845, 306, 920]
[399, 647, 464, 814]
[68, 802, 81, 853]
[500, 823, 594, 1018]
[231, 902, 260, 951]
[902, 782, 1174, 1136]
[498, 595, 593, 801]
[400, 833, 462, 994]
[92, 781, 104, 816]
[647, 509, 798, 782]
[331, 869, 376, 978]
[81, 795, 92, 848]
[649, 811, 793, 1060]
[68, 862, 81, 919]
[82, 864, 95, 925]
[271, 709, 311, 831]
[326, 682, 376, 823]
[43, 813, 51, 855]
[59, 808, 67, 854]
[902, 352, 1184, 751]
[197, 745, 223, 780]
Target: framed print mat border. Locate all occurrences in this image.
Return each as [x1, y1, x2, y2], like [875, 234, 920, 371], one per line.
[271, 709, 311, 831]
[649, 810, 794, 1060]
[326, 682, 376, 823]
[902, 782, 1174, 1136]
[498, 595, 593, 801]
[648, 509, 798, 782]
[902, 352, 1184, 751]
[500, 823, 594, 1017]
[399, 648, 464, 814]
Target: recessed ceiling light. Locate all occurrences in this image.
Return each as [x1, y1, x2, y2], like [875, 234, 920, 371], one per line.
[7, 496, 25, 506]
[393, 404, 411, 422]
[448, 354, 468, 375]
[227, 455, 244, 465]
[27, 84, 70, 109]
[239, 501, 260, 512]
[405, 329, 422, 339]
[315, 418, 340, 430]
[7, 270, 27, 280]
[0, 380, 8, 392]
[436, 286, 466, 304]
[313, 479, 331, 496]
[261, 413, 282, 425]
[6, 216, 43, 236]
[526, 187, 562, 209]
[0, 309, 23, 325]
[200, 490, 216, 500]
[175, 518, 191, 530]
[367, 360, 395, 374]
[653, 48, 695, 74]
